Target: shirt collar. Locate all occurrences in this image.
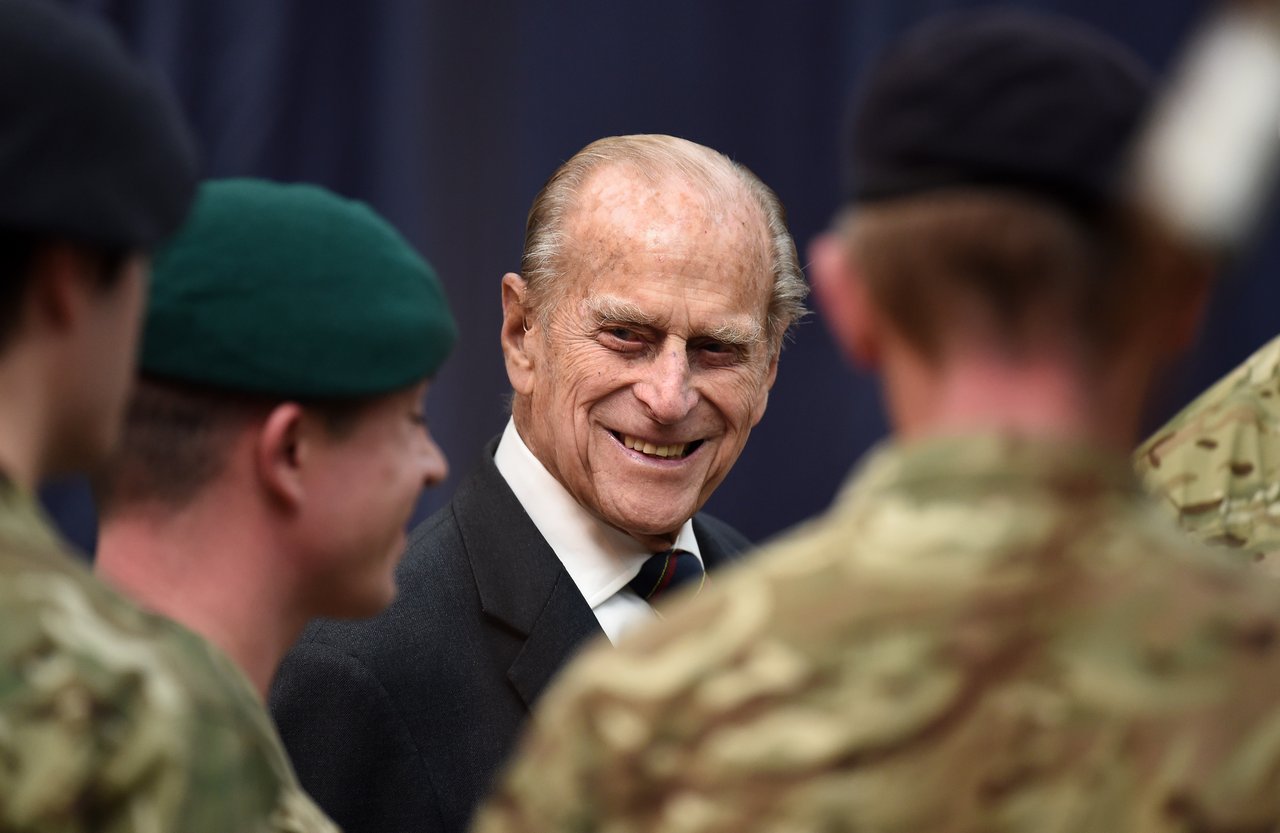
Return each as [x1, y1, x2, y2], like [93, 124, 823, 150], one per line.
[493, 418, 702, 609]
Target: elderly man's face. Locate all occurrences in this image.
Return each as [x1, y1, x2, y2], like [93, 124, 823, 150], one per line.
[509, 168, 778, 548]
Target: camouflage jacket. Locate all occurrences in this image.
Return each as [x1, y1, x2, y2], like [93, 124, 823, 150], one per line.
[474, 434, 1280, 833]
[0, 479, 337, 832]
[1137, 334, 1280, 568]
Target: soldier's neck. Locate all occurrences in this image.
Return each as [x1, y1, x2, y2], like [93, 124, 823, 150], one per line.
[0, 345, 61, 492]
[96, 504, 307, 700]
[883, 346, 1149, 453]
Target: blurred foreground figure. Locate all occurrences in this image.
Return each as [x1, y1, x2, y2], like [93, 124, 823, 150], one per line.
[1138, 335, 1280, 568]
[94, 178, 458, 831]
[473, 11, 1280, 833]
[0, 1, 285, 829]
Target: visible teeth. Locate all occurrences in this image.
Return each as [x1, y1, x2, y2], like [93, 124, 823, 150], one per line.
[619, 434, 689, 459]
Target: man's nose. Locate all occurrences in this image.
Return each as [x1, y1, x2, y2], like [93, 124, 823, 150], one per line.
[634, 348, 698, 424]
[420, 430, 449, 488]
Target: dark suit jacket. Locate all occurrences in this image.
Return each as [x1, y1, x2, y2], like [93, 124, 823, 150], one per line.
[269, 445, 750, 833]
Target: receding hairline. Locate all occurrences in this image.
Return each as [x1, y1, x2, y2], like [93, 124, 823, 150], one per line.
[564, 134, 760, 194]
[563, 147, 773, 235]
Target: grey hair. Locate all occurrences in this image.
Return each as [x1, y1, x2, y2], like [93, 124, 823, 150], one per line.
[519, 134, 807, 350]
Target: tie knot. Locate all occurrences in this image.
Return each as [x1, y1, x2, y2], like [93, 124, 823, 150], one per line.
[628, 549, 704, 602]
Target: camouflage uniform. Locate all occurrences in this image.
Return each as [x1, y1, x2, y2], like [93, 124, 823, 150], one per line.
[475, 435, 1280, 833]
[0, 478, 337, 833]
[1137, 334, 1280, 569]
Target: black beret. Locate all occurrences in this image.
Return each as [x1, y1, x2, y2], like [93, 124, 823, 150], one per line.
[142, 179, 457, 398]
[844, 9, 1155, 213]
[0, 0, 198, 247]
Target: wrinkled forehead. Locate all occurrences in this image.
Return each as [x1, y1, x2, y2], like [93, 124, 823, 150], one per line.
[558, 165, 774, 301]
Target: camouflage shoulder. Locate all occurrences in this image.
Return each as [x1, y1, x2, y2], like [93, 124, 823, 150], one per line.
[478, 448, 1280, 833]
[1137, 334, 1280, 558]
[0, 541, 284, 832]
[476, 529, 1280, 833]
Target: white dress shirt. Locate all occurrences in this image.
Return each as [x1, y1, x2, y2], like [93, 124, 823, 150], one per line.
[492, 418, 703, 644]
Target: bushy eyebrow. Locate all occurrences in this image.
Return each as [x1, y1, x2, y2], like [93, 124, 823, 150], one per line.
[582, 296, 660, 329]
[703, 318, 765, 347]
[582, 295, 765, 347]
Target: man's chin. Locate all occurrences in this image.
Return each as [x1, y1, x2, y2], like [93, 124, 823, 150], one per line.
[604, 503, 701, 545]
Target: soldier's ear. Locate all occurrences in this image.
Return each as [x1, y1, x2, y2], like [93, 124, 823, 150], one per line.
[27, 244, 97, 332]
[501, 273, 539, 395]
[810, 232, 882, 369]
[256, 403, 307, 510]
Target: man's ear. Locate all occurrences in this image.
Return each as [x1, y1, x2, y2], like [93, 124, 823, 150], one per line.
[27, 244, 94, 332]
[809, 231, 882, 370]
[255, 403, 308, 510]
[501, 273, 538, 395]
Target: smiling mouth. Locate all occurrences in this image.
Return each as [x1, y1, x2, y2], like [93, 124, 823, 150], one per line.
[612, 431, 704, 460]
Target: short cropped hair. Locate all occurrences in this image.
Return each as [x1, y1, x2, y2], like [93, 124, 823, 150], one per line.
[520, 135, 807, 350]
[841, 189, 1187, 364]
[94, 377, 370, 517]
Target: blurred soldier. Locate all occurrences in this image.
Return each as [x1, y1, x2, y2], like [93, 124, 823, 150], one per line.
[472, 10, 1280, 833]
[1137, 335, 1280, 568]
[0, 1, 299, 830]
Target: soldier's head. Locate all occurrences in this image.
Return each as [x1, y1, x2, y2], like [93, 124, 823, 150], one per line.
[94, 179, 457, 617]
[811, 10, 1210, 434]
[0, 0, 196, 482]
[501, 135, 806, 551]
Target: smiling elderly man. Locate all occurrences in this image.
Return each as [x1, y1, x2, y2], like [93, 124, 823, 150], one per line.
[269, 134, 807, 833]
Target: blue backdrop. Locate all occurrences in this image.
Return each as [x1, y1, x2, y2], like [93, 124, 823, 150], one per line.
[47, 0, 1274, 551]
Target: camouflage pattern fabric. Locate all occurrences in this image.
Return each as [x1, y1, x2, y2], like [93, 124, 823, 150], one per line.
[0, 478, 338, 832]
[474, 434, 1280, 833]
[1137, 334, 1280, 569]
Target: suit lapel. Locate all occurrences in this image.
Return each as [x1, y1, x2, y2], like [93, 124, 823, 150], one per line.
[452, 442, 602, 710]
[505, 571, 602, 708]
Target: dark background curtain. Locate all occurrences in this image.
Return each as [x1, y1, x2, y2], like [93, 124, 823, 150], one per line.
[45, 0, 1273, 551]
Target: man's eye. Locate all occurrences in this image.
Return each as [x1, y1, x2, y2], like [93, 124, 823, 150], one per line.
[694, 339, 740, 360]
[607, 327, 640, 342]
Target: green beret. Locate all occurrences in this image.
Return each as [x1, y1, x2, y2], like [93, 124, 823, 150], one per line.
[142, 178, 457, 398]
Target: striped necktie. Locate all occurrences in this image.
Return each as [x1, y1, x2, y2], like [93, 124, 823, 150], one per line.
[628, 548, 704, 602]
